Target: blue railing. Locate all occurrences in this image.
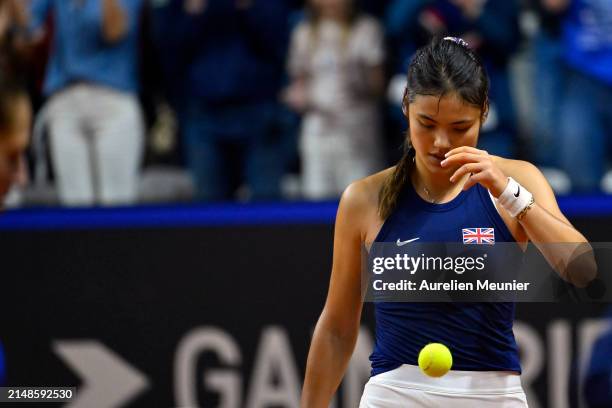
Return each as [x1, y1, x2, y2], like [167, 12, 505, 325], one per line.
[0, 195, 610, 230]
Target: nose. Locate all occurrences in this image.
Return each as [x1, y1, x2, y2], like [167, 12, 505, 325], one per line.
[433, 130, 451, 150]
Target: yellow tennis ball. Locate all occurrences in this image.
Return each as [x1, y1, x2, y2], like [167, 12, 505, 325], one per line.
[418, 343, 453, 377]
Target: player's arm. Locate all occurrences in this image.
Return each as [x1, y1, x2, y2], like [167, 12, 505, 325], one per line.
[443, 146, 596, 288]
[505, 161, 596, 287]
[301, 182, 367, 407]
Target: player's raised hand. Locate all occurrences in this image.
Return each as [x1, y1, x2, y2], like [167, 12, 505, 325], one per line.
[441, 146, 508, 197]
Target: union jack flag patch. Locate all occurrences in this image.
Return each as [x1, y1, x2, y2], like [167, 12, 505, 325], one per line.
[462, 228, 495, 245]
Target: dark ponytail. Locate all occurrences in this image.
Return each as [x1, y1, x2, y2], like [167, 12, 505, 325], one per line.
[378, 36, 489, 219]
[378, 135, 415, 220]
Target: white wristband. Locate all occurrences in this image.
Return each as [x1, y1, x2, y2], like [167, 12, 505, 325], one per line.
[497, 177, 533, 217]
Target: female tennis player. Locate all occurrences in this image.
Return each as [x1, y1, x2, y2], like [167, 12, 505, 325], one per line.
[301, 36, 595, 407]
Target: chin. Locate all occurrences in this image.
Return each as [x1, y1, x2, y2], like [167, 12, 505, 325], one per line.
[423, 154, 448, 173]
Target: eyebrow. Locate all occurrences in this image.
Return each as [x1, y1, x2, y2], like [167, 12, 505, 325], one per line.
[417, 113, 474, 125]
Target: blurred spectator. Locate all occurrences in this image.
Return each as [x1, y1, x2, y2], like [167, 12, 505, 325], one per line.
[27, 0, 145, 206]
[0, 72, 30, 206]
[528, 0, 568, 169]
[284, 0, 385, 199]
[151, 0, 291, 202]
[0, 0, 28, 70]
[0, 0, 50, 114]
[386, 0, 521, 159]
[558, 0, 612, 192]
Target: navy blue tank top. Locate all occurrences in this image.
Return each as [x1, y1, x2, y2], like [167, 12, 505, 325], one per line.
[370, 181, 522, 376]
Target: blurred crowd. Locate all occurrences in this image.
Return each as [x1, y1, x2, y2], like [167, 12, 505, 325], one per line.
[0, 0, 611, 206]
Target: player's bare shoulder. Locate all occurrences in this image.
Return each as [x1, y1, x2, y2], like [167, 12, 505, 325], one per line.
[340, 167, 394, 243]
[342, 168, 393, 210]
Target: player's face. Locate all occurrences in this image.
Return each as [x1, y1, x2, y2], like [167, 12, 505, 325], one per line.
[407, 93, 483, 174]
[0, 95, 31, 203]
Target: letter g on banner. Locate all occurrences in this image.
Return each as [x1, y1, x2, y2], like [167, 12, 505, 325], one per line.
[175, 327, 242, 408]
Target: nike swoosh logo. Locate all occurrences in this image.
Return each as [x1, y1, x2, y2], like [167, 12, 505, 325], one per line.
[396, 237, 420, 246]
[514, 185, 520, 198]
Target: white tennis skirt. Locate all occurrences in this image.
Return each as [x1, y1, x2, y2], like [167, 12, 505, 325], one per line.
[360, 364, 529, 407]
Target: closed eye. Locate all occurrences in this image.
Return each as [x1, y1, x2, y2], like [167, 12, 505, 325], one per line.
[419, 122, 434, 129]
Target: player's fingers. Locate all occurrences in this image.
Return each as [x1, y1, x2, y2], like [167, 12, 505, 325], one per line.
[445, 146, 488, 158]
[441, 152, 487, 167]
[462, 171, 485, 190]
[449, 162, 485, 183]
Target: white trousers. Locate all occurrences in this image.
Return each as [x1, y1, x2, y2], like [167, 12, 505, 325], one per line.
[360, 365, 529, 408]
[46, 83, 144, 206]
